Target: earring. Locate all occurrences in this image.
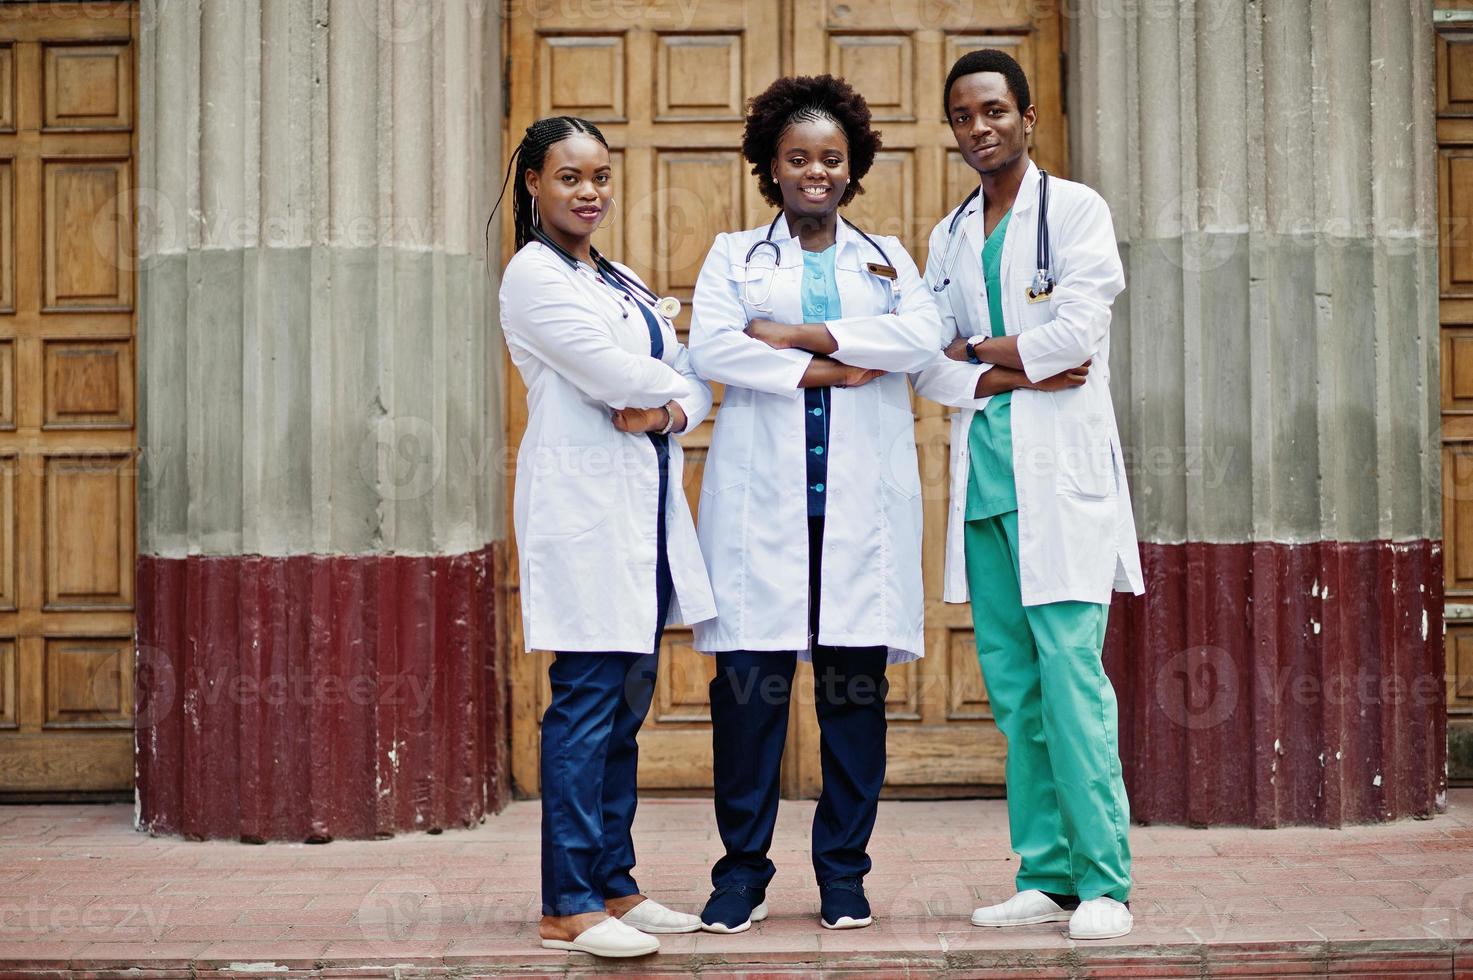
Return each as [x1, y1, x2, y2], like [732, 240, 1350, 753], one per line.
[605, 198, 618, 227]
[530, 195, 541, 228]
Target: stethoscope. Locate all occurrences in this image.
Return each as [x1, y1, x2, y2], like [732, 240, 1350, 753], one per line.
[929, 170, 1055, 304]
[531, 224, 682, 321]
[741, 213, 897, 310]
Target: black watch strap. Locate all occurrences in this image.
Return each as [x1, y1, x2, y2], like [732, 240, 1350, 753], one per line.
[965, 339, 982, 365]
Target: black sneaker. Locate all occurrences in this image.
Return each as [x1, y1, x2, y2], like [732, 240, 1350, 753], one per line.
[820, 877, 872, 929]
[700, 884, 769, 934]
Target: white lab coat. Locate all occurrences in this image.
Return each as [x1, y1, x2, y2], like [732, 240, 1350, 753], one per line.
[499, 241, 717, 653]
[913, 162, 1145, 607]
[688, 216, 939, 663]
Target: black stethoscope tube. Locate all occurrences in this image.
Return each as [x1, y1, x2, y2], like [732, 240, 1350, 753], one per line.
[531, 225, 664, 315]
[932, 171, 1053, 297]
[744, 213, 895, 270]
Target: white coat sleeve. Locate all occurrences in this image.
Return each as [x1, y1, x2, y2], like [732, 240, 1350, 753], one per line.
[824, 241, 942, 374]
[1014, 190, 1126, 383]
[910, 223, 993, 411]
[665, 339, 713, 431]
[501, 257, 697, 411]
[688, 234, 812, 398]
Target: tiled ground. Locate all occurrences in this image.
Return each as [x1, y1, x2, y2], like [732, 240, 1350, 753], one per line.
[3, 792, 1473, 977]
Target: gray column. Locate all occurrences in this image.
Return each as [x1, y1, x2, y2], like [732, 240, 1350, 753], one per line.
[1071, 0, 1442, 826]
[135, 0, 507, 840]
[139, 0, 503, 560]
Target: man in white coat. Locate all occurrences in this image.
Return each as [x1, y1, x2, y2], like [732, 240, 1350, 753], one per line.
[912, 49, 1145, 941]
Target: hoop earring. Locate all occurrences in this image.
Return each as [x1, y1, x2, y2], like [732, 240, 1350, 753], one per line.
[530, 196, 541, 228]
[605, 198, 617, 227]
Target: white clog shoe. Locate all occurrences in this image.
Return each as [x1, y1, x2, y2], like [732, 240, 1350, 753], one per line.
[1067, 896, 1133, 940]
[618, 898, 702, 934]
[541, 916, 660, 957]
[970, 890, 1074, 927]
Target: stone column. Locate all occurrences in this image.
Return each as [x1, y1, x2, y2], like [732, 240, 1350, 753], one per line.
[1072, 0, 1443, 825]
[134, 0, 506, 840]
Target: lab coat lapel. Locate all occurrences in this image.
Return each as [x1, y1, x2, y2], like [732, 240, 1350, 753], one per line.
[766, 213, 808, 326]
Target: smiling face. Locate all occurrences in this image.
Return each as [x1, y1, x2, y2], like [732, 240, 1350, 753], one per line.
[770, 116, 850, 224]
[524, 133, 612, 247]
[947, 71, 1035, 177]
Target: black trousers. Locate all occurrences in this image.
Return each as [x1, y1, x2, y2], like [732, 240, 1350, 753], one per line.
[708, 517, 889, 890]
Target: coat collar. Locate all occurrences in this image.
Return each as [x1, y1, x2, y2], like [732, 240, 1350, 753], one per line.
[960, 159, 1041, 262]
[763, 211, 869, 270]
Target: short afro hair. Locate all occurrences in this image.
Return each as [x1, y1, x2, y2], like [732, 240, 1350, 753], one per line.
[741, 74, 882, 209]
[944, 49, 1031, 118]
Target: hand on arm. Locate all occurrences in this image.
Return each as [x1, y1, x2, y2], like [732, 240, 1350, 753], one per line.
[612, 400, 688, 434]
[745, 318, 838, 356]
[975, 359, 1091, 397]
[942, 333, 1025, 370]
[801, 356, 886, 389]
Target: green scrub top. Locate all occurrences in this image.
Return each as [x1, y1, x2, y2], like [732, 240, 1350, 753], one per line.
[965, 208, 1017, 521]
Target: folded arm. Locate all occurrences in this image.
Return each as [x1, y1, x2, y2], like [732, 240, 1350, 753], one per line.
[688, 235, 813, 397]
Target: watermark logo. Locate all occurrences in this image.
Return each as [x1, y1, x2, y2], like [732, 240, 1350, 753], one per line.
[1155, 645, 1239, 731]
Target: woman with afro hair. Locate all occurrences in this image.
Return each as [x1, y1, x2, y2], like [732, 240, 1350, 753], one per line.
[687, 74, 940, 934]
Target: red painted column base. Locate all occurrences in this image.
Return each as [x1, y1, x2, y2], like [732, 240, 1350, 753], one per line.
[1106, 539, 1446, 827]
[134, 546, 508, 841]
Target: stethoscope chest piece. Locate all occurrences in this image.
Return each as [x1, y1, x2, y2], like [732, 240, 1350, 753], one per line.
[1027, 271, 1054, 304]
[656, 296, 681, 319]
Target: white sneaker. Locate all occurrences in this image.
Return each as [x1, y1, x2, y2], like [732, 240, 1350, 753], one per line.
[618, 898, 702, 934]
[1068, 896, 1132, 940]
[541, 916, 660, 957]
[971, 890, 1074, 927]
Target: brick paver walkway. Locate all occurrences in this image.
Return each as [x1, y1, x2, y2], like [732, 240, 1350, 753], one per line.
[3, 792, 1473, 977]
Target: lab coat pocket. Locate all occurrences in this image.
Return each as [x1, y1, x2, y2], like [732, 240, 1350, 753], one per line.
[701, 400, 754, 494]
[877, 388, 922, 500]
[524, 521, 615, 645]
[836, 266, 895, 316]
[1052, 399, 1115, 500]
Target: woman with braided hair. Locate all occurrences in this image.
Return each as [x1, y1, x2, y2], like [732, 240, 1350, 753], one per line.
[494, 115, 716, 957]
[687, 76, 940, 934]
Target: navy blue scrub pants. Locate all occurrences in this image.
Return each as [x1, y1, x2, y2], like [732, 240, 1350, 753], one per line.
[709, 516, 889, 891]
[540, 434, 672, 917]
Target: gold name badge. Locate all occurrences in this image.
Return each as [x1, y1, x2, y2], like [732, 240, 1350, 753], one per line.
[866, 262, 898, 280]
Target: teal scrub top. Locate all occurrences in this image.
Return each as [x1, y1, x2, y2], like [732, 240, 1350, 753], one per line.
[802, 245, 841, 516]
[965, 208, 1017, 521]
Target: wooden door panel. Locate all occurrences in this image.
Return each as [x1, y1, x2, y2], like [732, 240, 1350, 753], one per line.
[655, 34, 746, 121]
[0, 157, 12, 315]
[0, 3, 136, 797]
[43, 41, 131, 131]
[0, 45, 13, 133]
[506, 0, 1064, 797]
[43, 156, 131, 311]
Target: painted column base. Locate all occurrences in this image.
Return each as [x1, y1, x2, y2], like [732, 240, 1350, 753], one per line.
[134, 546, 506, 842]
[1106, 539, 1445, 827]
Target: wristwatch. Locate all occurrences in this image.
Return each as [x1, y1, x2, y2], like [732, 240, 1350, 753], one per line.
[965, 335, 986, 365]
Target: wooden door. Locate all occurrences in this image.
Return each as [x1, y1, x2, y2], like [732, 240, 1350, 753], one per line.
[504, 0, 1066, 796]
[1438, 5, 1473, 780]
[0, 2, 139, 797]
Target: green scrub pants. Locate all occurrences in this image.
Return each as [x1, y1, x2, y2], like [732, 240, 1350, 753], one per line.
[964, 511, 1132, 903]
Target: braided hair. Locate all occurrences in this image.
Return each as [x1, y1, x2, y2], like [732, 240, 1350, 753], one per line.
[488, 115, 611, 255]
[741, 75, 881, 209]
